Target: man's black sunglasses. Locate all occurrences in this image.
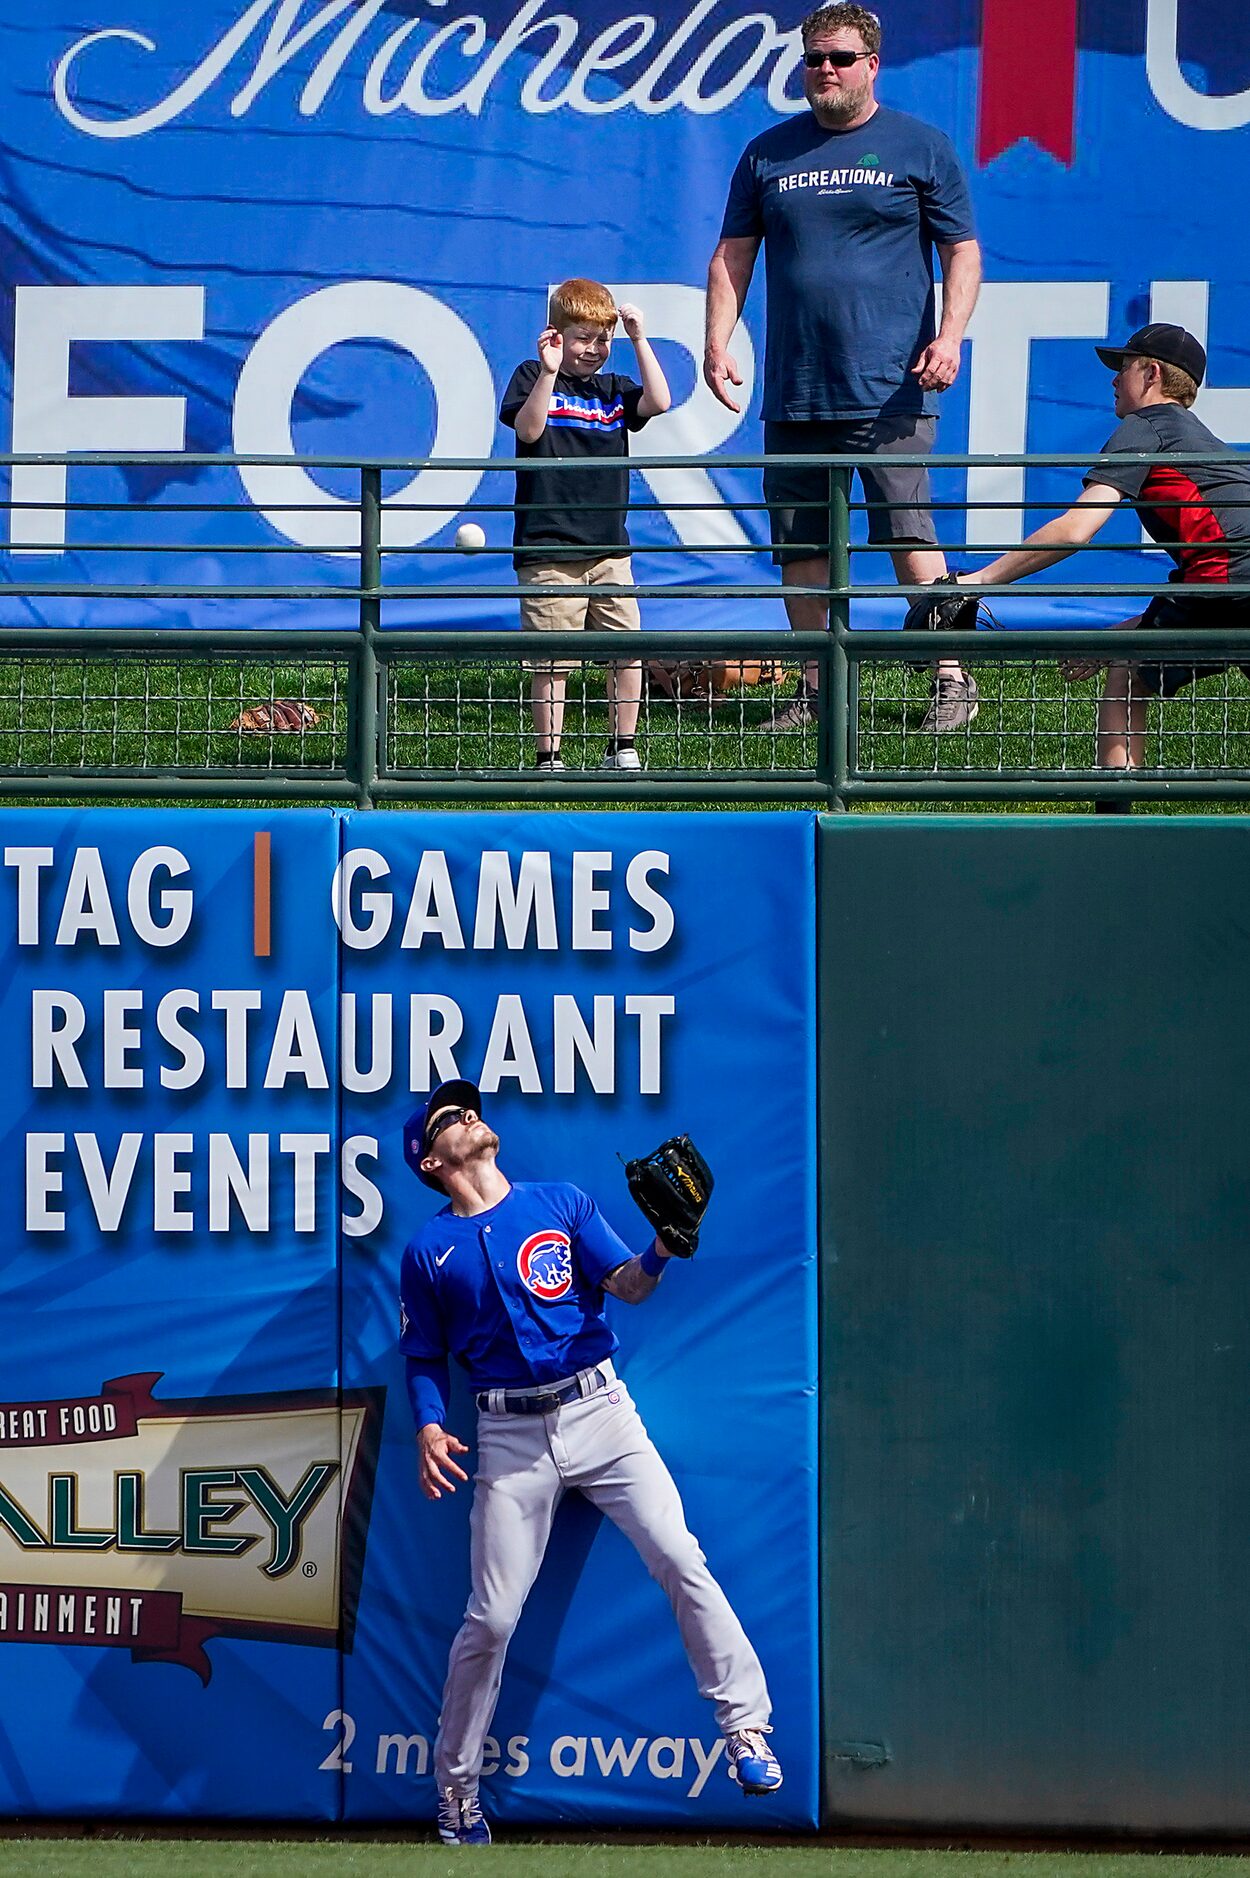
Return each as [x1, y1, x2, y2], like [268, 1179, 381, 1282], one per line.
[425, 1106, 471, 1147]
[803, 47, 870, 68]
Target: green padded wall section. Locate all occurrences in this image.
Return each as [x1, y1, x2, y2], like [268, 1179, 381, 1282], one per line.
[819, 817, 1250, 1834]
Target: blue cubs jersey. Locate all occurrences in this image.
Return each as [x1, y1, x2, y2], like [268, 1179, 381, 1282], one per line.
[399, 1181, 637, 1427]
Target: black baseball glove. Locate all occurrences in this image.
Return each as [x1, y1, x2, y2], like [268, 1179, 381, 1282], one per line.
[624, 1134, 714, 1259]
[902, 572, 996, 635]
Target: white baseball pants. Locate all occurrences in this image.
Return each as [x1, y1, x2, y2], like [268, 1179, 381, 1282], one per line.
[433, 1366, 771, 1792]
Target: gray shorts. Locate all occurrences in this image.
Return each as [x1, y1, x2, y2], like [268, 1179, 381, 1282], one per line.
[763, 414, 938, 565]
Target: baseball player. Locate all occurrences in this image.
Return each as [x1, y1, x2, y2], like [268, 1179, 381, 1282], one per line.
[398, 1079, 781, 1847]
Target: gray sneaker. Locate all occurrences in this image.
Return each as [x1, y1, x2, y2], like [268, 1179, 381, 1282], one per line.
[919, 672, 979, 733]
[761, 691, 816, 732]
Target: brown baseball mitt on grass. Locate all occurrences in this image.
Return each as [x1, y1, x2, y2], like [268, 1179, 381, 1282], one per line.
[646, 658, 789, 701]
[229, 700, 321, 733]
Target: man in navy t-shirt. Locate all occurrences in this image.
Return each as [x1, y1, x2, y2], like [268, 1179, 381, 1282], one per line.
[705, 2, 982, 733]
[952, 323, 1250, 808]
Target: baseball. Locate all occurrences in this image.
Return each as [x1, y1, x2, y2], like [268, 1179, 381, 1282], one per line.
[455, 522, 486, 550]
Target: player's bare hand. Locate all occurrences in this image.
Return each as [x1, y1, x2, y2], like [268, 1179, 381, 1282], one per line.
[418, 1424, 470, 1501]
[537, 326, 563, 374]
[1059, 656, 1104, 682]
[617, 302, 646, 341]
[910, 335, 962, 392]
[703, 351, 743, 413]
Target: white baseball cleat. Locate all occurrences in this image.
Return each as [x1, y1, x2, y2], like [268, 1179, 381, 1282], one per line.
[724, 1726, 784, 1794]
[437, 1785, 492, 1846]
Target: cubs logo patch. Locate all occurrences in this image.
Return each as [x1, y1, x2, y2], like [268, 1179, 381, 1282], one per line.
[517, 1230, 573, 1302]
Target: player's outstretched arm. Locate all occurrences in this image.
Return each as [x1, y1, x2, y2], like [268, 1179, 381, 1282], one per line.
[603, 1238, 672, 1304]
[960, 483, 1121, 589]
[417, 1422, 470, 1501]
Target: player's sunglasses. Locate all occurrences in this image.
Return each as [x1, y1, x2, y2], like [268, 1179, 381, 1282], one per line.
[803, 47, 870, 67]
[425, 1106, 471, 1147]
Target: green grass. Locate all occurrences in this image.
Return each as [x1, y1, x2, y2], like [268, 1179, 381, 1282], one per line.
[0, 657, 348, 777]
[2, 1844, 1250, 1878]
[853, 662, 1250, 781]
[3, 652, 1250, 811]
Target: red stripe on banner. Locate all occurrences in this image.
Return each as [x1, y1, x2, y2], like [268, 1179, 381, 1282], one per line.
[978, 0, 1078, 166]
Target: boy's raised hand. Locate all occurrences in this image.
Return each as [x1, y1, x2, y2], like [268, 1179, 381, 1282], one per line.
[537, 325, 563, 373]
[617, 303, 646, 341]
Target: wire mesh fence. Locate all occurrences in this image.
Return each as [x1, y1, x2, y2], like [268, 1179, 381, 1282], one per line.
[0, 652, 348, 780]
[384, 654, 812, 779]
[11, 641, 1250, 801]
[5, 451, 1250, 805]
[852, 656, 1250, 780]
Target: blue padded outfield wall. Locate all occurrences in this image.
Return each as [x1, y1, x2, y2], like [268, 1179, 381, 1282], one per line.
[2, 2, 1250, 628]
[0, 808, 818, 1825]
[6, 807, 1250, 1831]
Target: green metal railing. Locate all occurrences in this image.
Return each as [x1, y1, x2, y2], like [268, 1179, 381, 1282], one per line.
[3, 451, 1250, 807]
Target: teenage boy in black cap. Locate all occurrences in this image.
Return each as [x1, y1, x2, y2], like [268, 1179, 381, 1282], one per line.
[953, 324, 1250, 804]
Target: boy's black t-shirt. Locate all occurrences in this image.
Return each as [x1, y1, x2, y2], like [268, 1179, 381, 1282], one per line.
[500, 360, 648, 565]
[1085, 403, 1250, 585]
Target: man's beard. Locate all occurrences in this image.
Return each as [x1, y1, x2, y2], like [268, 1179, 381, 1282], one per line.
[441, 1123, 501, 1175]
[464, 1125, 501, 1165]
[809, 78, 873, 126]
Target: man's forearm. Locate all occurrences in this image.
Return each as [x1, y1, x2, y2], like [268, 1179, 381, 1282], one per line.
[704, 245, 753, 356]
[406, 1353, 451, 1430]
[937, 241, 982, 344]
[604, 1240, 671, 1303]
[605, 1257, 662, 1303]
[965, 484, 1119, 587]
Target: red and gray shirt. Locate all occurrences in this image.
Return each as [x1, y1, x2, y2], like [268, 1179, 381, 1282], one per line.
[1085, 405, 1250, 585]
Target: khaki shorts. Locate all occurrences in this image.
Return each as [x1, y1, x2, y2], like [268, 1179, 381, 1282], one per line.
[518, 554, 640, 672]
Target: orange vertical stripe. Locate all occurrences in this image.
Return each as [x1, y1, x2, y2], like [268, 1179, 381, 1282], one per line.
[254, 831, 271, 958]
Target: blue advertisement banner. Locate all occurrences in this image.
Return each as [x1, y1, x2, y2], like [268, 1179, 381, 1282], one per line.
[337, 810, 818, 1827]
[2, 3, 1248, 630]
[0, 808, 350, 1817]
[0, 805, 817, 1827]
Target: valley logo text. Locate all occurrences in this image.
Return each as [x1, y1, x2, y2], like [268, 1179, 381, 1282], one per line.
[0, 1372, 381, 1681]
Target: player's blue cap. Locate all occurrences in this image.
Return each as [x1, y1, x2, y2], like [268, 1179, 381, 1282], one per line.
[402, 1078, 482, 1189]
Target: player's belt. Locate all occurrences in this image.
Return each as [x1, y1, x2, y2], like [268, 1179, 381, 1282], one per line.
[477, 1360, 615, 1416]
